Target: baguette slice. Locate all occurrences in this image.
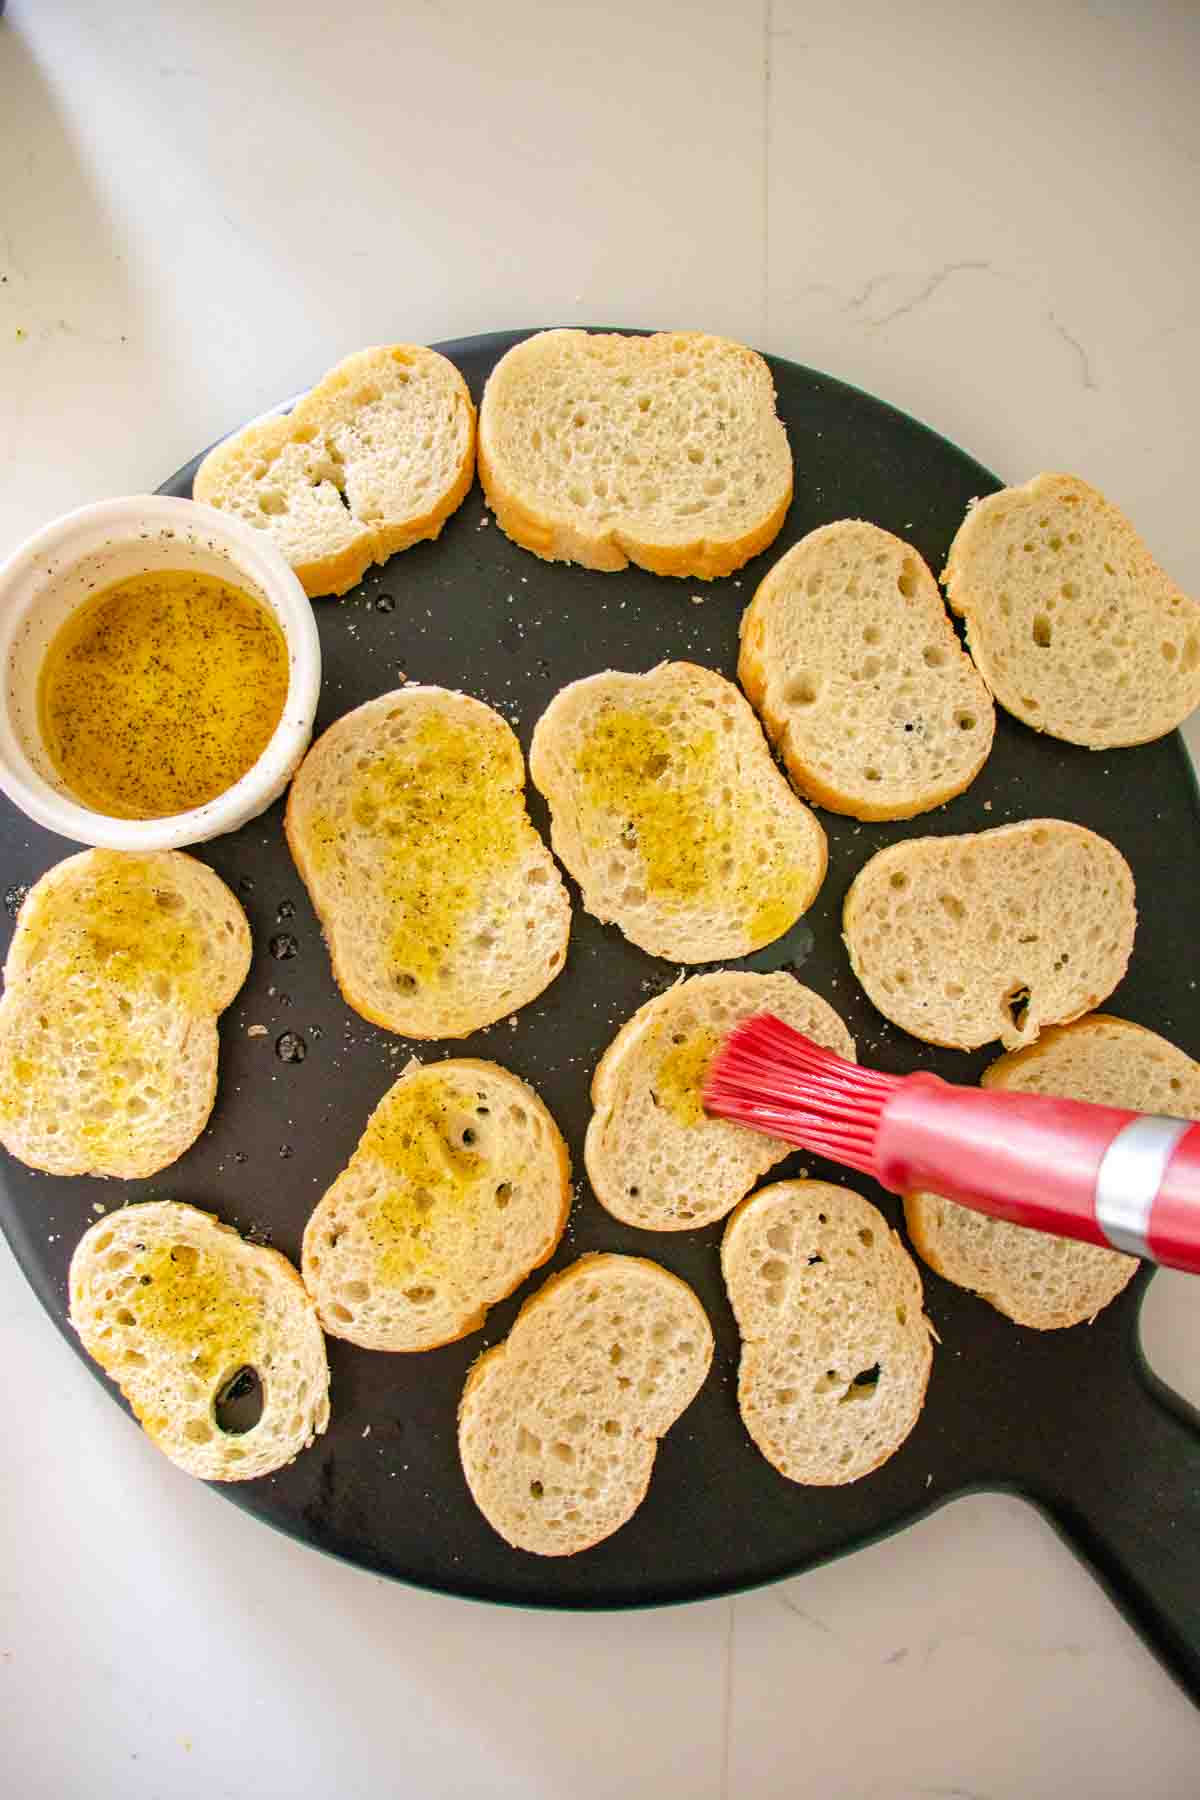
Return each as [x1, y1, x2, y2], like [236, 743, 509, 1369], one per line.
[69, 1201, 330, 1481]
[529, 662, 827, 962]
[942, 472, 1200, 748]
[458, 1253, 713, 1555]
[843, 819, 1135, 1051]
[194, 346, 476, 599]
[586, 971, 854, 1230]
[739, 522, 994, 820]
[722, 1179, 933, 1484]
[286, 688, 571, 1038]
[477, 329, 792, 578]
[302, 1058, 570, 1351]
[905, 1016, 1200, 1329]
[0, 850, 250, 1178]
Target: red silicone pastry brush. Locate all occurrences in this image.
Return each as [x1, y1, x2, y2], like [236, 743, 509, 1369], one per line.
[702, 1013, 1200, 1273]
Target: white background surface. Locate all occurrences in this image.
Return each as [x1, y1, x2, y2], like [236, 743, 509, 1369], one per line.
[2, 2, 1199, 1794]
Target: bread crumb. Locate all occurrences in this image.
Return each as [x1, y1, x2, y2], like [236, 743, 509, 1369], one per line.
[478, 514, 490, 528]
[247, 1024, 268, 1038]
[92, 1201, 106, 1214]
[690, 594, 705, 606]
[362, 1424, 372, 1438]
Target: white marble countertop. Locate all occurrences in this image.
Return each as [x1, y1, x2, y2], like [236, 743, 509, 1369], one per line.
[2, 2, 1198, 1794]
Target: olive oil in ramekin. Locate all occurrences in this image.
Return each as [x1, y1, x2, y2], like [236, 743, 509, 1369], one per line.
[38, 568, 290, 820]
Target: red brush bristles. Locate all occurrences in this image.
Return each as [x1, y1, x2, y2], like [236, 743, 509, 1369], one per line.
[701, 1013, 902, 1176]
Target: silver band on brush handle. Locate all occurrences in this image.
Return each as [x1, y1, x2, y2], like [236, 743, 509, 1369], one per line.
[1094, 1116, 1190, 1259]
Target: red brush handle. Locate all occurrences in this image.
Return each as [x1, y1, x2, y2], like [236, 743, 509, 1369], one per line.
[876, 1074, 1200, 1273]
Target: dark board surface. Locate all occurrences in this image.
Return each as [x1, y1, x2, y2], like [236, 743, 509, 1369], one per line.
[3, 331, 1199, 1698]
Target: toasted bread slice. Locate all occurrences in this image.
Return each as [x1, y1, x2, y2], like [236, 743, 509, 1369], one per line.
[942, 472, 1200, 748]
[905, 1016, 1200, 1329]
[286, 688, 571, 1038]
[302, 1059, 570, 1351]
[0, 851, 250, 1179]
[69, 1201, 330, 1480]
[458, 1253, 713, 1555]
[529, 662, 826, 962]
[739, 522, 995, 820]
[722, 1179, 933, 1485]
[194, 346, 476, 599]
[586, 971, 854, 1230]
[843, 819, 1135, 1051]
[477, 329, 792, 578]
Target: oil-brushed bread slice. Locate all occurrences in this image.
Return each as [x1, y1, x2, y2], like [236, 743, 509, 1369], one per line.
[477, 329, 792, 578]
[586, 971, 854, 1230]
[905, 1016, 1200, 1329]
[302, 1058, 570, 1351]
[722, 1179, 933, 1485]
[942, 472, 1200, 748]
[194, 346, 476, 599]
[69, 1201, 330, 1480]
[0, 850, 251, 1179]
[843, 819, 1135, 1051]
[458, 1253, 713, 1555]
[529, 662, 827, 962]
[739, 522, 995, 820]
[286, 688, 571, 1038]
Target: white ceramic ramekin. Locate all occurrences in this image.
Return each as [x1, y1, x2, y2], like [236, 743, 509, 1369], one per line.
[0, 495, 320, 850]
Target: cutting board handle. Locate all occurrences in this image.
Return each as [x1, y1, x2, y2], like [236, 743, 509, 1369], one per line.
[1038, 1350, 1200, 1706]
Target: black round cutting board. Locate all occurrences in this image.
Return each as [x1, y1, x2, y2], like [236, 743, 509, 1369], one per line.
[3, 331, 1200, 1698]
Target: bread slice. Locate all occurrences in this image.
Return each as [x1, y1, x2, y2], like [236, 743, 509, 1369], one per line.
[194, 346, 476, 599]
[69, 1200, 330, 1481]
[528, 662, 827, 962]
[285, 688, 571, 1038]
[905, 1016, 1200, 1329]
[458, 1252, 713, 1555]
[722, 1179, 933, 1484]
[942, 472, 1200, 748]
[477, 329, 792, 578]
[739, 522, 995, 820]
[843, 819, 1136, 1051]
[0, 850, 250, 1178]
[586, 971, 854, 1230]
[302, 1058, 570, 1351]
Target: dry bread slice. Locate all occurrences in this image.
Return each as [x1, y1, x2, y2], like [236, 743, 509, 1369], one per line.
[69, 1201, 330, 1481]
[286, 688, 571, 1038]
[942, 472, 1200, 748]
[0, 850, 250, 1178]
[458, 1253, 713, 1555]
[302, 1058, 570, 1351]
[477, 329, 792, 578]
[586, 971, 854, 1230]
[905, 1015, 1200, 1329]
[722, 1179, 933, 1484]
[739, 521, 995, 820]
[194, 346, 476, 599]
[843, 819, 1135, 1051]
[529, 662, 827, 962]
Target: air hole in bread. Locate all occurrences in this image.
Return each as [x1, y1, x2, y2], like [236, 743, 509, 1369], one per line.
[1004, 985, 1033, 1034]
[784, 675, 818, 708]
[864, 767, 882, 783]
[405, 1286, 436, 1305]
[329, 1303, 353, 1322]
[939, 892, 965, 921]
[394, 972, 418, 993]
[529, 1480, 544, 1499]
[258, 491, 288, 515]
[766, 1224, 793, 1253]
[890, 871, 908, 891]
[184, 1418, 213, 1444]
[954, 711, 977, 731]
[1032, 614, 1052, 648]
[897, 560, 918, 598]
[807, 1252, 824, 1267]
[341, 1280, 369, 1303]
[1182, 636, 1199, 673]
[922, 645, 947, 669]
[214, 1366, 263, 1435]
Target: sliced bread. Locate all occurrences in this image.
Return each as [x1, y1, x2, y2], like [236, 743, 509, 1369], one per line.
[69, 1200, 330, 1480]
[194, 346, 476, 599]
[458, 1252, 713, 1555]
[302, 1058, 570, 1351]
[722, 1179, 933, 1484]
[285, 687, 571, 1038]
[0, 850, 250, 1179]
[842, 819, 1136, 1051]
[586, 971, 854, 1230]
[528, 662, 827, 962]
[942, 472, 1200, 748]
[738, 521, 995, 820]
[477, 329, 792, 578]
[905, 1015, 1200, 1329]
